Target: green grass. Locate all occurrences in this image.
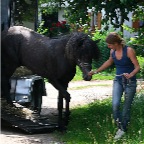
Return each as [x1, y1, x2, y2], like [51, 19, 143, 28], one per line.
[58, 92, 144, 144]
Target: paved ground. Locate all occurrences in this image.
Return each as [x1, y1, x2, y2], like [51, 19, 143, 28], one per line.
[0, 80, 113, 144]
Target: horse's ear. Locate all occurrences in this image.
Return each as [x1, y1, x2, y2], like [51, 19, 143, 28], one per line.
[77, 39, 84, 47]
[77, 35, 88, 47]
[95, 39, 101, 43]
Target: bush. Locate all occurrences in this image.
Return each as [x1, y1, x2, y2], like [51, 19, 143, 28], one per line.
[91, 29, 115, 71]
[49, 21, 70, 37]
[37, 21, 49, 36]
[123, 5, 144, 57]
[37, 20, 70, 37]
[137, 56, 144, 79]
[140, 64, 144, 79]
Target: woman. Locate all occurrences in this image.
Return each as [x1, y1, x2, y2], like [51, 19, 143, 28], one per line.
[88, 32, 140, 140]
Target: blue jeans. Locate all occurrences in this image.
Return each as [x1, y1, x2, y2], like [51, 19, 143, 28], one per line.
[112, 77, 137, 132]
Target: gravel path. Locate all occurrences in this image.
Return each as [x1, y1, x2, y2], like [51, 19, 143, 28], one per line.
[42, 80, 112, 111]
[1, 80, 113, 144]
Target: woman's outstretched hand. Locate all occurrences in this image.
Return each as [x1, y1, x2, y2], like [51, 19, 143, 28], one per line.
[88, 70, 97, 76]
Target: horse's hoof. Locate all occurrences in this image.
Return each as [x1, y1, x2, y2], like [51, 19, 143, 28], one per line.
[58, 126, 67, 133]
[58, 120, 67, 132]
[7, 101, 14, 107]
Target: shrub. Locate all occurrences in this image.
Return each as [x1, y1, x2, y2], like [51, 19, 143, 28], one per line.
[91, 29, 115, 71]
[37, 20, 70, 37]
[49, 21, 70, 37]
[137, 56, 144, 79]
[140, 64, 144, 79]
[37, 21, 49, 36]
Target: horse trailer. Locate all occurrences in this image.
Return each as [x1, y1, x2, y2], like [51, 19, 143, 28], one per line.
[1, 75, 59, 134]
[10, 75, 46, 113]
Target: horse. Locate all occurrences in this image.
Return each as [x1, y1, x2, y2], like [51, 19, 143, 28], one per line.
[1, 26, 100, 130]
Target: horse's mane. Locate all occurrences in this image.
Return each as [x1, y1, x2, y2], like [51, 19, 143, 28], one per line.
[64, 32, 100, 64]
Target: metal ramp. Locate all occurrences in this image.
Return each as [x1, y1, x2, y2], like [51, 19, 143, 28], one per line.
[1, 109, 59, 134]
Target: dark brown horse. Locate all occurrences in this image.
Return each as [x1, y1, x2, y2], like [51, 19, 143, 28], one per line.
[1, 26, 100, 130]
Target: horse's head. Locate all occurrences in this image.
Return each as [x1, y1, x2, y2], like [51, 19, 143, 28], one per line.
[65, 32, 100, 81]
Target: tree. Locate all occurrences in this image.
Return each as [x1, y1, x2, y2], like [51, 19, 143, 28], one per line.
[38, 0, 143, 33]
[88, 0, 142, 32]
[13, 0, 36, 25]
[122, 3, 144, 55]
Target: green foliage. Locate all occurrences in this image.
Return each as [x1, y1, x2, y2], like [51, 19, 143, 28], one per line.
[13, 0, 36, 25]
[137, 56, 144, 79]
[38, 0, 142, 33]
[70, 18, 91, 34]
[73, 66, 83, 81]
[123, 24, 144, 57]
[49, 21, 70, 37]
[37, 20, 70, 37]
[63, 0, 89, 25]
[140, 64, 144, 79]
[39, 0, 61, 14]
[59, 93, 144, 143]
[92, 29, 109, 67]
[123, 4, 144, 56]
[126, 36, 144, 57]
[133, 4, 144, 22]
[37, 21, 49, 36]
[91, 28, 117, 70]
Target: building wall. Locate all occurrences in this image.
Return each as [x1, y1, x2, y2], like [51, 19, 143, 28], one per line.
[58, 9, 65, 21]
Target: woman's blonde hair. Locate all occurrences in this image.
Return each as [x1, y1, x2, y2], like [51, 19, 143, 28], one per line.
[106, 32, 125, 45]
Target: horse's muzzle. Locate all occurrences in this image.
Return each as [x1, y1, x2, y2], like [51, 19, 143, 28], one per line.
[77, 60, 92, 81]
[83, 74, 92, 81]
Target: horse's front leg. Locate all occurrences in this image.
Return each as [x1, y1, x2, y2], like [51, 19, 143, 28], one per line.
[50, 80, 71, 131]
[65, 92, 71, 125]
[58, 92, 64, 130]
[58, 91, 71, 130]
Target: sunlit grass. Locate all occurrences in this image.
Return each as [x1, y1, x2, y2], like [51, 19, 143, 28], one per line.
[58, 93, 144, 144]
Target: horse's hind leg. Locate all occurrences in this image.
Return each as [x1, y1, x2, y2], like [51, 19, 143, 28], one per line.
[30, 80, 43, 114]
[1, 73, 13, 105]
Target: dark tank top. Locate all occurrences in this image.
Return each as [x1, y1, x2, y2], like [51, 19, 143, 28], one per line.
[112, 46, 136, 81]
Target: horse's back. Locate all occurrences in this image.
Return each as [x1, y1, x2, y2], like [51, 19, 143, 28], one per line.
[1, 26, 76, 80]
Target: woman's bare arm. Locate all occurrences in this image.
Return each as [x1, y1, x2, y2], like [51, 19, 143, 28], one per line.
[123, 47, 140, 79]
[88, 50, 114, 75]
